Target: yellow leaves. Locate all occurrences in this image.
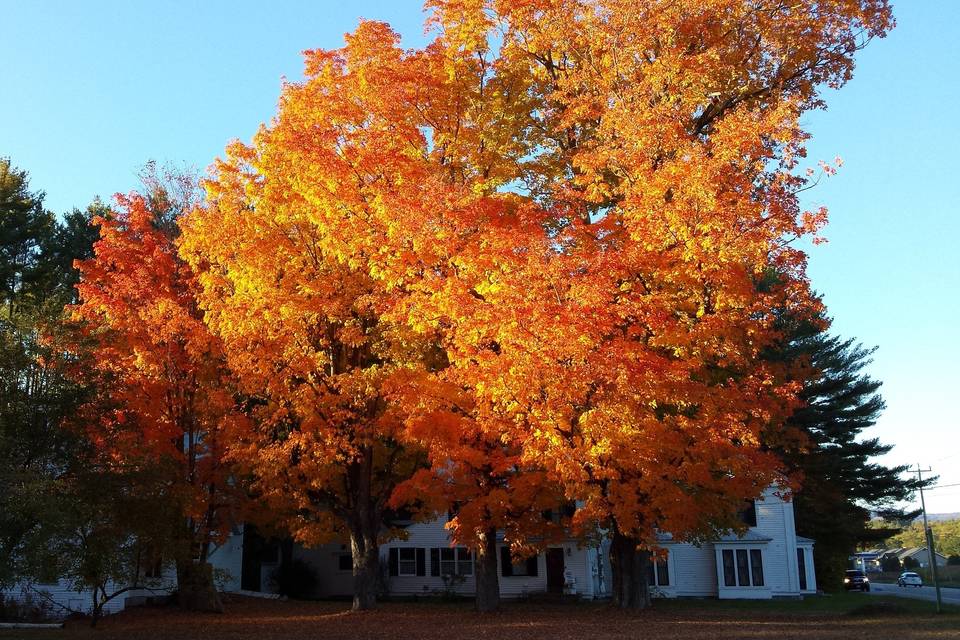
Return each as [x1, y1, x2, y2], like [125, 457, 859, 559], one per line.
[163, 0, 896, 552]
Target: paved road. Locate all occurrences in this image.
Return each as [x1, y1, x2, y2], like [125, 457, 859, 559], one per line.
[869, 581, 960, 606]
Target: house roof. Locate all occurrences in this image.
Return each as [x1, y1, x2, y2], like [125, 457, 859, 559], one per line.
[899, 547, 948, 560]
[716, 531, 773, 543]
[796, 536, 816, 545]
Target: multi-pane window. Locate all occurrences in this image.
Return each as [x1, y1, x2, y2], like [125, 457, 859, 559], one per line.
[398, 547, 418, 576]
[457, 548, 473, 576]
[389, 547, 425, 577]
[431, 547, 473, 577]
[500, 547, 538, 577]
[721, 548, 764, 587]
[438, 547, 473, 576]
[647, 557, 670, 587]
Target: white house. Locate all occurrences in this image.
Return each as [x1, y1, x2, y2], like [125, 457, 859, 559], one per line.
[1, 536, 244, 619]
[244, 486, 816, 601]
[853, 546, 949, 572]
[5, 487, 814, 617]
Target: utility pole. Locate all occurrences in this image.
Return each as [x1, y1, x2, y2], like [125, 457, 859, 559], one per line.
[914, 465, 943, 614]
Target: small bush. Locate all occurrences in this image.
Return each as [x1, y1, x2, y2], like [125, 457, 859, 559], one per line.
[0, 591, 57, 623]
[437, 573, 466, 601]
[880, 554, 902, 572]
[270, 560, 318, 599]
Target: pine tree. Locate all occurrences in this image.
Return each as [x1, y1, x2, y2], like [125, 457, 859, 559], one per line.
[778, 314, 924, 589]
[0, 158, 99, 587]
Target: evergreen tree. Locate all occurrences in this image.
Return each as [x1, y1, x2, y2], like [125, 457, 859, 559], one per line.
[0, 157, 100, 587]
[777, 313, 925, 589]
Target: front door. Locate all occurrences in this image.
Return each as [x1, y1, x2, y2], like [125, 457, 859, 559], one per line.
[240, 524, 263, 591]
[546, 548, 565, 594]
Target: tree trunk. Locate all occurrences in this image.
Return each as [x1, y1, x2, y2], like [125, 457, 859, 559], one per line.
[90, 587, 102, 628]
[176, 560, 224, 612]
[344, 445, 384, 611]
[609, 527, 651, 610]
[349, 527, 380, 611]
[474, 526, 500, 613]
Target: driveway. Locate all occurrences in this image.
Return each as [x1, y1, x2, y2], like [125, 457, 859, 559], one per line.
[869, 581, 960, 606]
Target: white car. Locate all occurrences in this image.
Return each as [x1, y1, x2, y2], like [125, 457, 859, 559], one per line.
[897, 571, 923, 587]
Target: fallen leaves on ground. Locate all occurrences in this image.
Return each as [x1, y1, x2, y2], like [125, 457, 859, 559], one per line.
[6, 596, 957, 640]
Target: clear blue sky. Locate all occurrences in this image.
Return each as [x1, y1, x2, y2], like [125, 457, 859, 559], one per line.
[3, 2, 957, 514]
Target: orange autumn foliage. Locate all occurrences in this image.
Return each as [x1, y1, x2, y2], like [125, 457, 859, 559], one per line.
[73, 185, 243, 568]
[180, 0, 892, 610]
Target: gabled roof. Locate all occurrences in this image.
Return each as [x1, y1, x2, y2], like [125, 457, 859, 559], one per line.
[716, 530, 773, 543]
[899, 547, 948, 560]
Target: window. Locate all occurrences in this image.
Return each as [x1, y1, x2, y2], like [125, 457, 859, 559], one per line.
[797, 548, 807, 590]
[722, 548, 764, 587]
[141, 548, 163, 579]
[457, 548, 473, 576]
[542, 502, 577, 524]
[389, 547, 426, 577]
[738, 501, 757, 527]
[500, 547, 538, 577]
[722, 550, 736, 587]
[399, 548, 417, 576]
[647, 556, 670, 587]
[750, 549, 764, 586]
[736, 550, 750, 586]
[431, 547, 473, 577]
[338, 553, 352, 572]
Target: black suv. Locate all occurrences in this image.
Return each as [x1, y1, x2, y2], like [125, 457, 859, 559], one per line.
[844, 569, 870, 591]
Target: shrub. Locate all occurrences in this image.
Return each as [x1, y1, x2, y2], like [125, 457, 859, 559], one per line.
[437, 573, 467, 602]
[0, 591, 57, 623]
[270, 560, 318, 599]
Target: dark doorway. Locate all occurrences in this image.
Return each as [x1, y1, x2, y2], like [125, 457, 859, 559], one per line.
[546, 548, 565, 594]
[240, 524, 277, 592]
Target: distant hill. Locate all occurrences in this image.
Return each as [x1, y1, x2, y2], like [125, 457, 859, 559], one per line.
[927, 513, 960, 522]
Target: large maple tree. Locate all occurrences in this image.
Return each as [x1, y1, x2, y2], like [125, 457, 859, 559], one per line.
[417, 0, 893, 609]
[182, 0, 892, 611]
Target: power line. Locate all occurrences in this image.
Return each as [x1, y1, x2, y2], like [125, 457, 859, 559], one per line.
[927, 482, 960, 490]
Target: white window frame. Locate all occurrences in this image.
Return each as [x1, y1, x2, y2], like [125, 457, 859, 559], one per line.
[398, 547, 417, 577]
[438, 547, 473, 576]
[721, 547, 764, 588]
[648, 554, 670, 587]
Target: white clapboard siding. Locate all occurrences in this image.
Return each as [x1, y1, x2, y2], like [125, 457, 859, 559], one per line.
[208, 532, 244, 592]
[2, 529, 244, 619]
[753, 488, 800, 596]
[294, 543, 359, 598]
[667, 542, 719, 597]
[2, 578, 129, 618]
